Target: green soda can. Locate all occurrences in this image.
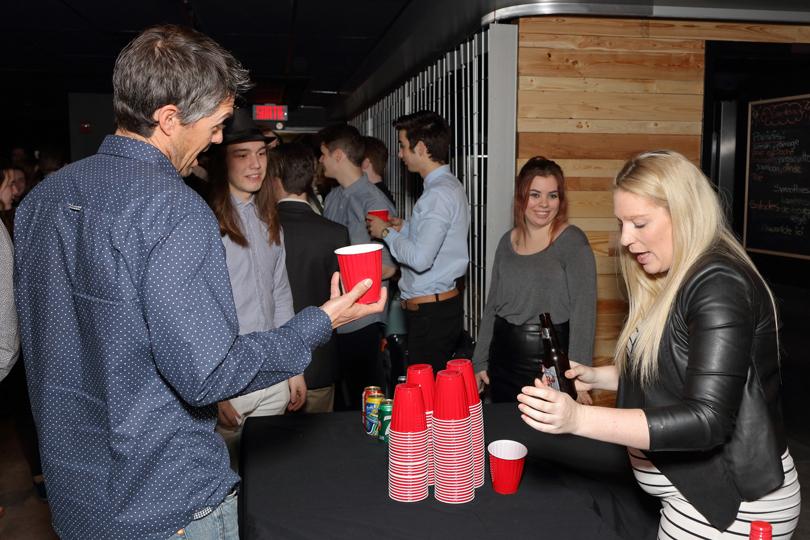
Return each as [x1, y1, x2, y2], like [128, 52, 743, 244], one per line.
[378, 399, 393, 442]
[365, 393, 384, 437]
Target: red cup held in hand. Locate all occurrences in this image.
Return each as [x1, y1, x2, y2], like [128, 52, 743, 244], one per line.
[334, 244, 383, 304]
[367, 209, 390, 222]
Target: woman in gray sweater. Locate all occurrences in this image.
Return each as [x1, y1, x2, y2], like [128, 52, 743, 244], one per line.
[473, 157, 596, 403]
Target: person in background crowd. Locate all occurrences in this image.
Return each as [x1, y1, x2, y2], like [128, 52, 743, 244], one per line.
[14, 24, 385, 540]
[320, 124, 397, 410]
[0, 165, 23, 205]
[183, 151, 212, 200]
[207, 108, 304, 465]
[360, 135, 406, 388]
[0, 219, 20, 520]
[271, 142, 351, 413]
[1, 161, 48, 506]
[0, 164, 25, 231]
[0, 219, 18, 382]
[262, 128, 283, 150]
[367, 110, 469, 374]
[31, 144, 67, 189]
[472, 157, 596, 404]
[292, 132, 327, 214]
[9, 146, 29, 170]
[518, 150, 801, 538]
[361, 135, 395, 206]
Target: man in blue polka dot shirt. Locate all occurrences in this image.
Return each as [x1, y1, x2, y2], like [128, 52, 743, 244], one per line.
[13, 25, 385, 540]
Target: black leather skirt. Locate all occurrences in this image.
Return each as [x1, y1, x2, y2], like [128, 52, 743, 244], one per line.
[488, 316, 570, 403]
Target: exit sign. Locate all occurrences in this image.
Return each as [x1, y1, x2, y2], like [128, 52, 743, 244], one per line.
[253, 104, 288, 122]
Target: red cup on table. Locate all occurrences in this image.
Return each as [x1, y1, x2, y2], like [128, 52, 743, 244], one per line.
[433, 370, 469, 420]
[367, 209, 390, 223]
[334, 244, 383, 304]
[406, 364, 435, 412]
[488, 440, 528, 495]
[391, 383, 427, 432]
[446, 359, 480, 406]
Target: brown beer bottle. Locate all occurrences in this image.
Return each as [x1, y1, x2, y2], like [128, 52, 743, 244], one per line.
[539, 313, 577, 399]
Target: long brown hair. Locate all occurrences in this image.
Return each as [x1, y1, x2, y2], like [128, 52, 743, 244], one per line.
[513, 156, 568, 244]
[207, 146, 280, 247]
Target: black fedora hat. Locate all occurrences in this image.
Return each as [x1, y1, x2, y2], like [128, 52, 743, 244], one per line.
[221, 107, 270, 146]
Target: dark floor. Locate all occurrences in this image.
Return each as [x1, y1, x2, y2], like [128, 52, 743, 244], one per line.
[0, 417, 57, 540]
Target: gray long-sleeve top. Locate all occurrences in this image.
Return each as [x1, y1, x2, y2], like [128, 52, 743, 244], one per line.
[472, 226, 597, 372]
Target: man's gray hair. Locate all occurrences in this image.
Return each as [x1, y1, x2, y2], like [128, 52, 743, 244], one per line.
[113, 25, 252, 137]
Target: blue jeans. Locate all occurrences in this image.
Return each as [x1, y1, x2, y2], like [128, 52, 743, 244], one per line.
[170, 491, 238, 540]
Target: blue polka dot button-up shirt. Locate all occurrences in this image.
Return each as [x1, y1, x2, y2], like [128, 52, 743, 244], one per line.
[13, 135, 331, 540]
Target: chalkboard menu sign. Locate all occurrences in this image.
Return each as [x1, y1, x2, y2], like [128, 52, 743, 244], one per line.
[745, 93, 810, 260]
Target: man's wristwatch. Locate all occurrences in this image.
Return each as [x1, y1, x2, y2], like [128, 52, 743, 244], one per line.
[381, 227, 390, 239]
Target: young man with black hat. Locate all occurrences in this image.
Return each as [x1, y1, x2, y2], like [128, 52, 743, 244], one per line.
[206, 108, 306, 463]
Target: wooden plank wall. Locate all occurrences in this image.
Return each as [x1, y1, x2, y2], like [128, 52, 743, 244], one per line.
[516, 17, 810, 405]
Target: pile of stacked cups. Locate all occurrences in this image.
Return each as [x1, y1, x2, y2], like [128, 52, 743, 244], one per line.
[388, 383, 429, 502]
[432, 370, 475, 503]
[406, 364, 435, 486]
[390, 360, 489, 504]
[446, 359, 485, 488]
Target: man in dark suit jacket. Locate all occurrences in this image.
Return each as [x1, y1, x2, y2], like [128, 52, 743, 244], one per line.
[271, 143, 350, 413]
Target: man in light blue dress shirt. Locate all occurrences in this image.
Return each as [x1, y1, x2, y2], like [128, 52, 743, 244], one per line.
[368, 111, 469, 373]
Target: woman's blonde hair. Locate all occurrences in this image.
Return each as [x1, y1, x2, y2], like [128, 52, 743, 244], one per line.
[613, 150, 776, 385]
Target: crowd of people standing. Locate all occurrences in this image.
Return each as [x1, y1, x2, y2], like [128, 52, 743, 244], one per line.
[1, 22, 801, 540]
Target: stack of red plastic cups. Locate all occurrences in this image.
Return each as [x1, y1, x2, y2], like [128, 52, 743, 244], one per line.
[406, 364, 435, 486]
[388, 383, 429, 502]
[432, 370, 475, 504]
[446, 359, 485, 488]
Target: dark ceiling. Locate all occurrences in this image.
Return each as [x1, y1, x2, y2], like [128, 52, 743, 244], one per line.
[5, 0, 810, 154]
[0, 0, 412, 127]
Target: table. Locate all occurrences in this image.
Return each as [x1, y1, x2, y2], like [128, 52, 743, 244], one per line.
[240, 403, 659, 539]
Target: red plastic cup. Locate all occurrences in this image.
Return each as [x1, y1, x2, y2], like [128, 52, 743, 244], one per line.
[334, 244, 383, 304]
[488, 440, 528, 495]
[391, 383, 427, 432]
[433, 370, 469, 420]
[446, 359, 481, 406]
[406, 364, 435, 411]
[367, 209, 390, 222]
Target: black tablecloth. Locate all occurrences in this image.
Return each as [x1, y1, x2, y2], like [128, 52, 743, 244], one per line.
[239, 403, 659, 539]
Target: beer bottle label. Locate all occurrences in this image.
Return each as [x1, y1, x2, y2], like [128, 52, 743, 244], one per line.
[541, 365, 561, 391]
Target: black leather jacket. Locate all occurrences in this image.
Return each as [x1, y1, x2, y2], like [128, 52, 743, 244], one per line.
[617, 251, 786, 530]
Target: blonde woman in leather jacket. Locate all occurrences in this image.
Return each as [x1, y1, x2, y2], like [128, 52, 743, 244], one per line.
[517, 150, 801, 538]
